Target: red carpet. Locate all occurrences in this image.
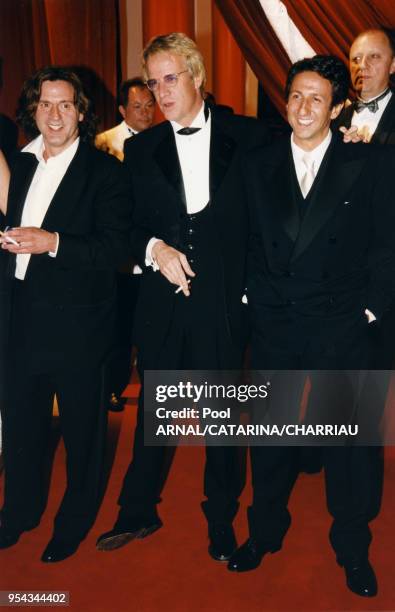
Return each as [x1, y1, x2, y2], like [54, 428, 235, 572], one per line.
[1, 385, 394, 611]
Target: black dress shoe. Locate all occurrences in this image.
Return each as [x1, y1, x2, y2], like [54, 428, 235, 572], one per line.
[96, 517, 163, 551]
[108, 394, 127, 412]
[342, 558, 378, 597]
[208, 524, 237, 561]
[0, 526, 21, 549]
[41, 538, 81, 563]
[227, 538, 280, 572]
[298, 447, 323, 474]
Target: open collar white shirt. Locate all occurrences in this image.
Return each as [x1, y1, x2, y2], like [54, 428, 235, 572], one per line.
[290, 129, 332, 189]
[15, 134, 79, 280]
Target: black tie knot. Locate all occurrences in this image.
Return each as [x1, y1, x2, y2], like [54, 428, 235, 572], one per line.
[354, 88, 390, 114]
[177, 127, 201, 135]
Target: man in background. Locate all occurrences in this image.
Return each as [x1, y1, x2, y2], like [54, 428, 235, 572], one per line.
[336, 28, 395, 368]
[336, 28, 395, 143]
[96, 78, 155, 412]
[95, 77, 155, 160]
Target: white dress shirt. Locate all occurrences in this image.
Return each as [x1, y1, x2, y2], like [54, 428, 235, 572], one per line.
[351, 89, 392, 142]
[95, 120, 137, 161]
[15, 135, 79, 280]
[146, 102, 210, 265]
[291, 129, 332, 191]
[171, 103, 211, 213]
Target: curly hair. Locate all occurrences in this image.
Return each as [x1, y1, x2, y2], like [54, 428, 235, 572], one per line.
[16, 65, 98, 143]
[285, 55, 350, 107]
[142, 32, 206, 94]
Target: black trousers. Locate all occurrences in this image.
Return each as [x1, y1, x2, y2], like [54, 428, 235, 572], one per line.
[2, 367, 107, 540]
[118, 285, 245, 526]
[248, 317, 384, 561]
[107, 273, 141, 399]
[1, 281, 108, 541]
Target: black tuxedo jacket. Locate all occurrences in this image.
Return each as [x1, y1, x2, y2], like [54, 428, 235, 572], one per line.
[245, 136, 395, 352]
[123, 109, 270, 365]
[333, 92, 395, 144]
[2, 141, 132, 371]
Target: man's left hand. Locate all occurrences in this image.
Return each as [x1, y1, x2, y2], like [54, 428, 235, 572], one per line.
[0, 227, 57, 254]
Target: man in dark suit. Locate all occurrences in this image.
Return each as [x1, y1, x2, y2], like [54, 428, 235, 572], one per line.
[335, 28, 395, 144]
[97, 32, 269, 559]
[227, 56, 395, 598]
[95, 78, 156, 413]
[0, 66, 131, 562]
[0, 149, 10, 473]
[335, 28, 395, 367]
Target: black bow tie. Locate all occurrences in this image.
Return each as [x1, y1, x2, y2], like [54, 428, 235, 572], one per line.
[176, 104, 210, 135]
[354, 88, 390, 113]
[177, 126, 201, 135]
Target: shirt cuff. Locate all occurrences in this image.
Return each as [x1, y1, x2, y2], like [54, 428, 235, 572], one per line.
[48, 232, 59, 258]
[145, 237, 160, 271]
[364, 308, 376, 323]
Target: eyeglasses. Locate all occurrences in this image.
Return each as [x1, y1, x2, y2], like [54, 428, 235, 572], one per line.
[146, 70, 189, 92]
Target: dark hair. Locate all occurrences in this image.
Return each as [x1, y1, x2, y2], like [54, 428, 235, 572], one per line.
[118, 77, 154, 107]
[16, 65, 97, 142]
[204, 91, 216, 105]
[285, 55, 350, 107]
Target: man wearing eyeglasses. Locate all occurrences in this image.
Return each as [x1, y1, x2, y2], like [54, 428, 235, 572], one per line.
[97, 32, 269, 559]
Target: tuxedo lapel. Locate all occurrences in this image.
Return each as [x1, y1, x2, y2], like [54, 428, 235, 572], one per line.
[338, 104, 353, 129]
[272, 147, 300, 242]
[41, 143, 90, 230]
[255, 141, 300, 243]
[153, 124, 186, 210]
[291, 141, 365, 262]
[7, 153, 38, 227]
[209, 117, 236, 199]
[371, 93, 395, 144]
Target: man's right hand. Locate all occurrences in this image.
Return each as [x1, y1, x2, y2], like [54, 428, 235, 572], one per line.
[152, 240, 195, 296]
[339, 125, 367, 143]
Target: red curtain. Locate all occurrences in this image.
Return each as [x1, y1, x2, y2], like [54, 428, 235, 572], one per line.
[141, 0, 195, 125]
[214, 0, 291, 116]
[142, 0, 195, 44]
[375, 1, 395, 23]
[283, 0, 395, 64]
[0, 0, 119, 147]
[0, 0, 50, 136]
[44, 0, 119, 131]
[214, 0, 395, 117]
[212, 3, 246, 114]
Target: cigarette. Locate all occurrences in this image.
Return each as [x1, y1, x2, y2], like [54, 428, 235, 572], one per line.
[175, 279, 191, 294]
[0, 230, 19, 246]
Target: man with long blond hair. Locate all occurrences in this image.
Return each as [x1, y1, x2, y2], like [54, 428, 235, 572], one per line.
[97, 32, 269, 559]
